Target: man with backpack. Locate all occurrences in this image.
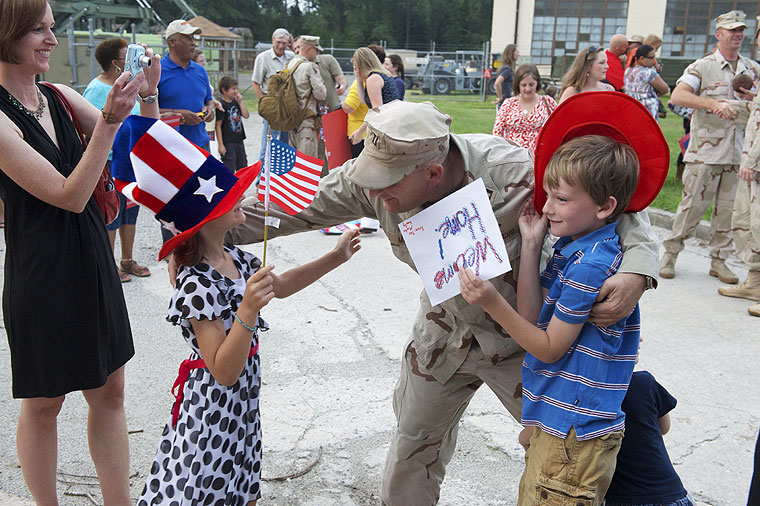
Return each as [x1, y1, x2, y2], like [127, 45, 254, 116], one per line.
[283, 35, 326, 157]
[251, 28, 294, 164]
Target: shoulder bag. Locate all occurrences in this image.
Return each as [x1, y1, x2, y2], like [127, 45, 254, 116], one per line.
[39, 81, 119, 225]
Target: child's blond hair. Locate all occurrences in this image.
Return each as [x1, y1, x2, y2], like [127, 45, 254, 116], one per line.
[544, 135, 639, 222]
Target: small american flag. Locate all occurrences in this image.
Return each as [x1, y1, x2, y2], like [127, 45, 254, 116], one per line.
[257, 139, 322, 215]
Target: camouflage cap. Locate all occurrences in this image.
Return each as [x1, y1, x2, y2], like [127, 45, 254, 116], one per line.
[715, 10, 747, 30]
[299, 35, 323, 51]
[348, 101, 451, 190]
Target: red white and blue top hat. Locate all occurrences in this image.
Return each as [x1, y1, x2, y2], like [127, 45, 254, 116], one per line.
[111, 115, 258, 260]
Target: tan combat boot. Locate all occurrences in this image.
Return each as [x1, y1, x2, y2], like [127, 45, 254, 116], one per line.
[749, 302, 760, 317]
[659, 253, 677, 279]
[709, 259, 739, 284]
[718, 270, 760, 301]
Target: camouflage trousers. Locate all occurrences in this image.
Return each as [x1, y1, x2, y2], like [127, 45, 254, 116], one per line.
[292, 121, 319, 158]
[663, 163, 739, 259]
[381, 340, 524, 506]
[732, 176, 760, 272]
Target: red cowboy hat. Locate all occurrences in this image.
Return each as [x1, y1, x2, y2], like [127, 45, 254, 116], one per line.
[533, 91, 670, 214]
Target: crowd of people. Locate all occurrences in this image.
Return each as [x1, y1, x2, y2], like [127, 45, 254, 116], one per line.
[0, 1, 759, 505]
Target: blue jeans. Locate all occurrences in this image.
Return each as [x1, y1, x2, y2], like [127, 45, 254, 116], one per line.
[259, 118, 289, 162]
[106, 190, 139, 231]
[605, 495, 693, 506]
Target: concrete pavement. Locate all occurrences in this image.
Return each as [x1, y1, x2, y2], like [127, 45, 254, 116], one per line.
[0, 113, 756, 505]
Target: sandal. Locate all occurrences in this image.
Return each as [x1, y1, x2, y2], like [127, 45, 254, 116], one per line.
[120, 259, 151, 277]
[119, 269, 132, 283]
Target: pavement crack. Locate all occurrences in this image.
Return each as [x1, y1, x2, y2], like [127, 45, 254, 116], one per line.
[248, 236, 400, 364]
[672, 426, 727, 464]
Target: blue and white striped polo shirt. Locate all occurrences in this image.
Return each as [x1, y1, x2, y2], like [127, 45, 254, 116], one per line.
[521, 222, 640, 441]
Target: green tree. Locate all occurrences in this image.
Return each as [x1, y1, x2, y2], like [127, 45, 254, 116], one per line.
[165, 0, 494, 48]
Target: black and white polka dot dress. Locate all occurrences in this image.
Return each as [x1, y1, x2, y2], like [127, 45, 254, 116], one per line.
[138, 245, 268, 506]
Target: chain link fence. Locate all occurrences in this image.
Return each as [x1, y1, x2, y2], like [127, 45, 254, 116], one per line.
[45, 18, 498, 102]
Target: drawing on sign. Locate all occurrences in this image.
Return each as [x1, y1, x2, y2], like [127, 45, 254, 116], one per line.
[398, 178, 510, 306]
[432, 201, 503, 289]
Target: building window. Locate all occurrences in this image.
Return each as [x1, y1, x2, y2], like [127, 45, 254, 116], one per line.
[662, 1, 760, 59]
[530, 0, 629, 65]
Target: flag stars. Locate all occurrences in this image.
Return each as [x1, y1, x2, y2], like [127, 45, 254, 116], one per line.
[159, 220, 181, 235]
[194, 175, 223, 203]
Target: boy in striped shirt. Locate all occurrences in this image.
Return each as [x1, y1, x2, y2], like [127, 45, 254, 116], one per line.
[459, 134, 641, 506]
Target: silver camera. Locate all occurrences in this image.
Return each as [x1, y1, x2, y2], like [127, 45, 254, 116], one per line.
[124, 44, 152, 82]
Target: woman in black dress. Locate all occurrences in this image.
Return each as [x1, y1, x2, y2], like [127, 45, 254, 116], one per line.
[0, 1, 159, 503]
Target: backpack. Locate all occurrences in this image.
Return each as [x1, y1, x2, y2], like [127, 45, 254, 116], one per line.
[257, 58, 315, 131]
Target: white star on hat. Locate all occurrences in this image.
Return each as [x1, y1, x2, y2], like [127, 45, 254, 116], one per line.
[159, 220, 181, 235]
[194, 175, 223, 203]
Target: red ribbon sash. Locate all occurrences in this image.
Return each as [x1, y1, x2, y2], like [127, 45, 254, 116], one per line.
[171, 344, 258, 427]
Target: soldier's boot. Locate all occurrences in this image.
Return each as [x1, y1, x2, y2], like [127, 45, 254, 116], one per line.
[748, 302, 760, 318]
[718, 270, 760, 302]
[709, 259, 739, 284]
[659, 253, 677, 279]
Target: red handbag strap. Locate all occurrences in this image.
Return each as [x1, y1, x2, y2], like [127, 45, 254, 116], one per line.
[38, 81, 88, 148]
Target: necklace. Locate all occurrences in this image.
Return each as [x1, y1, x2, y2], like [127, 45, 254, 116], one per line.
[7, 86, 45, 121]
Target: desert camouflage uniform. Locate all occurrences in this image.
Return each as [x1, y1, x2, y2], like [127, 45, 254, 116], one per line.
[229, 134, 659, 506]
[663, 50, 759, 260]
[735, 91, 760, 272]
[286, 56, 326, 158]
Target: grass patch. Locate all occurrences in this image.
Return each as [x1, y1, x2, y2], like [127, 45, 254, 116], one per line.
[408, 91, 496, 134]
[247, 88, 705, 219]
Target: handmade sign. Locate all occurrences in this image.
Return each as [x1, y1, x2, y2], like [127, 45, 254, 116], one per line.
[399, 178, 511, 306]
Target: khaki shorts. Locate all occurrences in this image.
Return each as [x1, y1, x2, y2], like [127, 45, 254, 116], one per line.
[518, 427, 623, 506]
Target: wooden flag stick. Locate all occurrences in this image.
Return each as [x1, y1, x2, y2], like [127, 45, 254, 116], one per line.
[262, 128, 272, 266]
[262, 207, 269, 266]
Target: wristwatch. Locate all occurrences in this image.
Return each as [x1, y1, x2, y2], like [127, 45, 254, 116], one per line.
[138, 90, 158, 104]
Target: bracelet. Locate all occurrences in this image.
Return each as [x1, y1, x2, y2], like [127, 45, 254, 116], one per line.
[233, 312, 256, 332]
[138, 90, 158, 104]
[101, 108, 121, 124]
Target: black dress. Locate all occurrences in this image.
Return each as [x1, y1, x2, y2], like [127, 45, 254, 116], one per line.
[0, 84, 134, 398]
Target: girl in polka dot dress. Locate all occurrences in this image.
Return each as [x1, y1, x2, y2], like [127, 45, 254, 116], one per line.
[139, 207, 359, 506]
[109, 116, 360, 506]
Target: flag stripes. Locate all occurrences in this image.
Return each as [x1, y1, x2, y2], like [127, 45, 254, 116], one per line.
[257, 139, 322, 215]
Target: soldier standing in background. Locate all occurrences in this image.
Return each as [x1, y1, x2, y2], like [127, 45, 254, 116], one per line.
[720, 16, 760, 317]
[660, 10, 759, 284]
[285, 36, 327, 158]
[293, 35, 347, 173]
